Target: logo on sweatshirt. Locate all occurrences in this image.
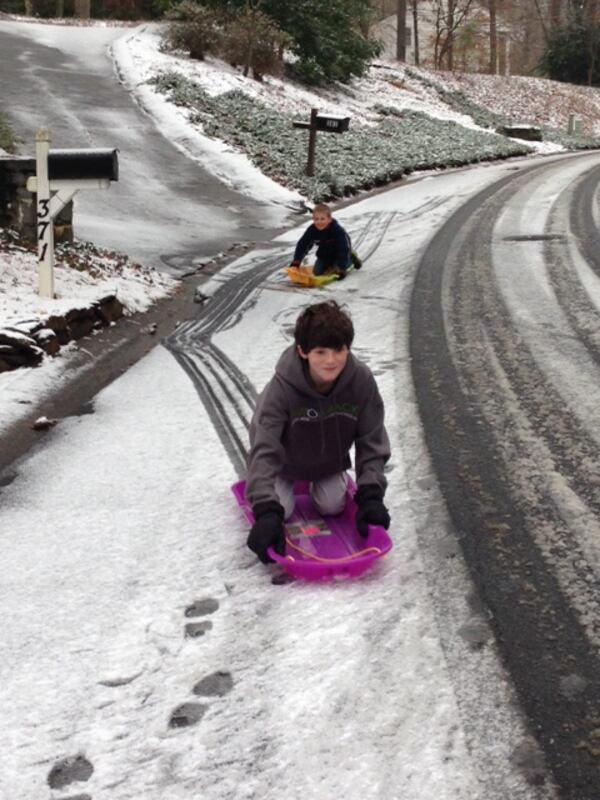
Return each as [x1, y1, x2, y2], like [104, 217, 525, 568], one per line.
[291, 403, 358, 422]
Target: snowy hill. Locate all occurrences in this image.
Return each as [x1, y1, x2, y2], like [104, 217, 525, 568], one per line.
[120, 23, 600, 204]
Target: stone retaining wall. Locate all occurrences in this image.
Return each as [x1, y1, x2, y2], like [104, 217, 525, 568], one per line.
[0, 294, 124, 373]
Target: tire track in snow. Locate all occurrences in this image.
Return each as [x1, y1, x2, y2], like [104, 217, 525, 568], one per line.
[542, 163, 600, 373]
[164, 213, 399, 473]
[410, 153, 600, 800]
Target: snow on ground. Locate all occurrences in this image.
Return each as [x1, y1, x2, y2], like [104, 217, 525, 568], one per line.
[117, 22, 582, 158]
[0, 18, 582, 800]
[0, 237, 177, 325]
[112, 25, 305, 207]
[0, 160, 562, 800]
[0, 18, 600, 422]
[439, 70, 600, 137]
[118, 22, 479, 129]
[0, 235, 178, 437]
[1, 16, 597, 425]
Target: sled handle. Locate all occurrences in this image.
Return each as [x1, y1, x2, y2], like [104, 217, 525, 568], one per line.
[273, 537, 382, 564]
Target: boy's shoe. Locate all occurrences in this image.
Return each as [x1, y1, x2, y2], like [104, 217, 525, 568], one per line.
[351, 251, 362, 270]
[333, 268, 347, 280]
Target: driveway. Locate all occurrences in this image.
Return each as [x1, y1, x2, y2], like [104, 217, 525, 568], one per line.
[0, 19, 299, 274]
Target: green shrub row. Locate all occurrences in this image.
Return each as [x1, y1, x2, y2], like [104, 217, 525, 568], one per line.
[149, 71, 532, 202]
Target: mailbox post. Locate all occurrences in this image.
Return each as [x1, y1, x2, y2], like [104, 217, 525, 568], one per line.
[35, 129, 54, 298]
[293, 108, 350, 177]
[27, 128, 119, 299]
[306, 108, 318, 178]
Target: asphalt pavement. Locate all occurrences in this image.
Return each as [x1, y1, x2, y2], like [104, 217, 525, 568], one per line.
[0, 20, 299, 274]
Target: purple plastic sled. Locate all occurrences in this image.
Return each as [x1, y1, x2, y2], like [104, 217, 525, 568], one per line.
[231, 478, 392, 582]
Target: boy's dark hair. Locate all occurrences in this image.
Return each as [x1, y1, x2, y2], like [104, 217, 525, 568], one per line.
[294, 300, 354, 353]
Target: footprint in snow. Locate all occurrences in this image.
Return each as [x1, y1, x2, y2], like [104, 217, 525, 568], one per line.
[169, 672, 234, 729]
[184, 597, 219, 639]
[193, 670, 234, 698]
[47, 754, 93, 791]
[169, 601, 235, 729]
[169, 701, 208, 728]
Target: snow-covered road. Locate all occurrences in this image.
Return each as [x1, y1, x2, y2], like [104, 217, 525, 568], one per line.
[1, 158, 573, 800]
[0, 19, 300, 274]
[410, 150, 600, 799]
[3, 15, 600, 800]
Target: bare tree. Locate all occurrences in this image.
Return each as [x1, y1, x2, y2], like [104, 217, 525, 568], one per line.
[549, 0, 562, 27]
[24, 0, 33, 14]
[505, 0, 547, 73]
[432, 0, 475, 69]
[412, 0, 420, 64]
[531, 0, 549, 39]
[397, 0, 407, 60]
[488, 0, 497, 72]
[447, 0, 455, 68]
[73, 0, 91, 18]
[584, 0, 600, 84]
[55, 0, 64, 16]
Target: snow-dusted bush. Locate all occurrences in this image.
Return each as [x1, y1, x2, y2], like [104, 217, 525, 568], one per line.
[220, 8, 291, 81]
[150, 71, 536, 201]
[162, 1, 223, 61]
[161, 1, 289, 81]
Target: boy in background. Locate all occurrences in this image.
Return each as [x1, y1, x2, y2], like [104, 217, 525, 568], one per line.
[245, 300, 390, 564]
[290, 204, 362, 280]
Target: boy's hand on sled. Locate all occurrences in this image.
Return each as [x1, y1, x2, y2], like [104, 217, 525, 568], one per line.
[290, 259, 301, 267]
[247, 501, 285, 563]
[354, 484, 390, 538]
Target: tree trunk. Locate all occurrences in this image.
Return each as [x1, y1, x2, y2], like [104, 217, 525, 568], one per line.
[489, 0, 497, 73]
[24, 0, 33, 15]
[587, 0, 599, 84]
[447, 0, 455, 70]
[412, 0, 420, 65]
[73, 0, 91, 18]
[549, 0, 562, 28]
[396, 0, 407, 61]
[586, 0, 599, 22]
[55, 0, 64, 17]
[433, 0, 443, 68]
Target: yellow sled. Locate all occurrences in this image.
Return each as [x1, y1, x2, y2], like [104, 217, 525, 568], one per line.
[285, 265, 341, 287]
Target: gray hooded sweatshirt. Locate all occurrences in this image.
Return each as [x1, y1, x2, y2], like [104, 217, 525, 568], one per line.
[245, 344, 390, 509]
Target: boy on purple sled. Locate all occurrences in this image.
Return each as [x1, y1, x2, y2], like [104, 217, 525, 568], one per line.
[245, 300, 391, 564]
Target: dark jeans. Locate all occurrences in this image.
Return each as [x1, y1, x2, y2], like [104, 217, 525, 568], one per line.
[314, 253, 352, 276]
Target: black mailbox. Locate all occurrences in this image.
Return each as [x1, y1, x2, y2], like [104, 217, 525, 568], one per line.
[315, 115, 350, 133]
[292, 109, 350, 176]
[48, 148, 119, 181]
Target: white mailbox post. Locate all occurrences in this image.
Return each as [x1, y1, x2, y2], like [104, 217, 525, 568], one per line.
[34, 129, 53, 298]
[27, 128, 119, 299]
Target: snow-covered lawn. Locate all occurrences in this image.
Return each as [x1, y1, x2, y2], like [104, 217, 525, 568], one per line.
[0, 234, 176, 326]
[122, 24, 600, 202]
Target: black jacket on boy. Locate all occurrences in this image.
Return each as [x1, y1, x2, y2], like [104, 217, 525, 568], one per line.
[292, 218, 352, 268]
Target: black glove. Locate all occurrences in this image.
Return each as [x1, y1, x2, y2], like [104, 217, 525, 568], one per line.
[354, 484, 390, 538]
[247, 501, 285, 564]
[291, 259, 301, 267]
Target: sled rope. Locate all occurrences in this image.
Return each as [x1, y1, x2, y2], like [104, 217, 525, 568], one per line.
[284, 537, 381, 563]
